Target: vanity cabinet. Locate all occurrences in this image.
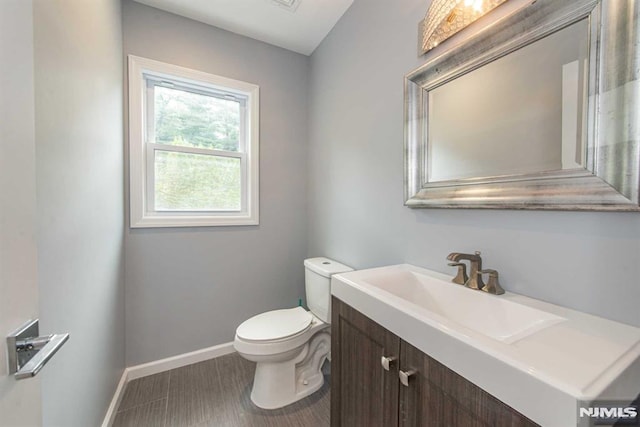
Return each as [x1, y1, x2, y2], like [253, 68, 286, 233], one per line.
[331, 297, 539, 427]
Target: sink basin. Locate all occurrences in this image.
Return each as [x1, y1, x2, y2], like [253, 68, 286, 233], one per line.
[358, 266, 565, 344]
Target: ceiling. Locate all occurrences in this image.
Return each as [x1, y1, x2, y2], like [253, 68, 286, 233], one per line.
[132, 0, 354, 56]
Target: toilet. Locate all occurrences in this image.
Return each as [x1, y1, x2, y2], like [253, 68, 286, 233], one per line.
[233, 257, 352, 409]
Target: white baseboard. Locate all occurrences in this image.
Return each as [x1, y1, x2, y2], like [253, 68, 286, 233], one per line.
[126, 341, 236, 380]
[101, 370, 128, 427]
[101, 342, 236, 427]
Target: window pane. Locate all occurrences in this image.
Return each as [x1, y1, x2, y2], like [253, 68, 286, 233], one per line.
[154, 150, 241, 211]
[154, 85, 241, 152]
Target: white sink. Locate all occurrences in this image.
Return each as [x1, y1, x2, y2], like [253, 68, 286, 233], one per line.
[331, 264, 640, 427]
[359, 267, 564, 344]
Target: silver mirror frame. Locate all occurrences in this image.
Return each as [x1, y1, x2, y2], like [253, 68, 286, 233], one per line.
[404, 0, 640, 211]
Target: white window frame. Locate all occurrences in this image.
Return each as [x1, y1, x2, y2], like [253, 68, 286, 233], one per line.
[128, 55, 259, 227]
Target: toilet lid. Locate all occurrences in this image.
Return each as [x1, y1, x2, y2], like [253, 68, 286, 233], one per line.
[236, 307, 313, 342]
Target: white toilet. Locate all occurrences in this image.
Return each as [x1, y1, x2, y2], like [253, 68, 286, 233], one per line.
[233, 257, 352, 409]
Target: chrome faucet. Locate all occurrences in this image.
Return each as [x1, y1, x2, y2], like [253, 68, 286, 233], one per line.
[446, 251, 505, 295]
[447, 251, 484, 290]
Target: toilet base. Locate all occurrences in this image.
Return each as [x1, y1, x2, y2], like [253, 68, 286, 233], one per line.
[249, 331, 330, 409]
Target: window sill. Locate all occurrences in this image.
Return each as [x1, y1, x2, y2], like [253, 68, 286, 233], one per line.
[130, 213, 259, 228]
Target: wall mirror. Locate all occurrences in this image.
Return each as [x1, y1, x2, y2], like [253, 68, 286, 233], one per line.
[404, 0, 640, 211]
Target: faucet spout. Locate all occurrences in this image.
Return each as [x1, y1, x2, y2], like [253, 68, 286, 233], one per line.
[447, 252, 481, 262]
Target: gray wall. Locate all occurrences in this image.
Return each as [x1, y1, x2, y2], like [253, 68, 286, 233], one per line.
[34, 0, 125, 425]
[123, 0, 309, 366]
[0, 1, 41, 425]
[308, 0, 640, 327]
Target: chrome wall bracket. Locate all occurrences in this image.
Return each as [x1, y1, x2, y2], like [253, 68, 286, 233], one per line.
[6, 319, 69, 380]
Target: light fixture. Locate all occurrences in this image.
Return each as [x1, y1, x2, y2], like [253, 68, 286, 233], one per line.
[420, 0, 509, 54]
[266, 0, 301, 13]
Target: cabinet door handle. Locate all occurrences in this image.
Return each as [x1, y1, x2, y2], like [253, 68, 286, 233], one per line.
[381, 356, 396, 371]
[399, 369, 416, 387]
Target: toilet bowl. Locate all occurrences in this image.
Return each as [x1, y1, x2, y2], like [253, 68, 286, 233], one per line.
[234, 307, 330, 409]
[233, 257, 352, 409]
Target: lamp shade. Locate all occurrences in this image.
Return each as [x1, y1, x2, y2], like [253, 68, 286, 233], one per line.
[421, 0, 509, 54]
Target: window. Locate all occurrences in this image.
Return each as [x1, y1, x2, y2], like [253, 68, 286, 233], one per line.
[128, 55, 259, 227]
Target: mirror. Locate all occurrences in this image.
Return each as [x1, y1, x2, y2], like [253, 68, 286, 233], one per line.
[428, 19, 589, 182]
[404, 0, 640, 211]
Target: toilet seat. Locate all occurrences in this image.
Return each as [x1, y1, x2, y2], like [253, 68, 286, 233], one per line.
[236, 306, 313, 342]
[234, 309, 327, 358]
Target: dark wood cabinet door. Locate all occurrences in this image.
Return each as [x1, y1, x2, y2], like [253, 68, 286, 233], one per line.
[331, 297, 401, 427]
[399, 340, 539, 427]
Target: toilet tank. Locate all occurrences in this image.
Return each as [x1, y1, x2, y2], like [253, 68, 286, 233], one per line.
[304, 257, 353, 323]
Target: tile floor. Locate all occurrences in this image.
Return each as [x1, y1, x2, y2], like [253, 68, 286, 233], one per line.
[112, 353, 330, 427]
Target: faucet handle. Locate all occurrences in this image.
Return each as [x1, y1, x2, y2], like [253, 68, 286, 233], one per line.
[477, 269, 505, 295]
[448, 262, 468, 286]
